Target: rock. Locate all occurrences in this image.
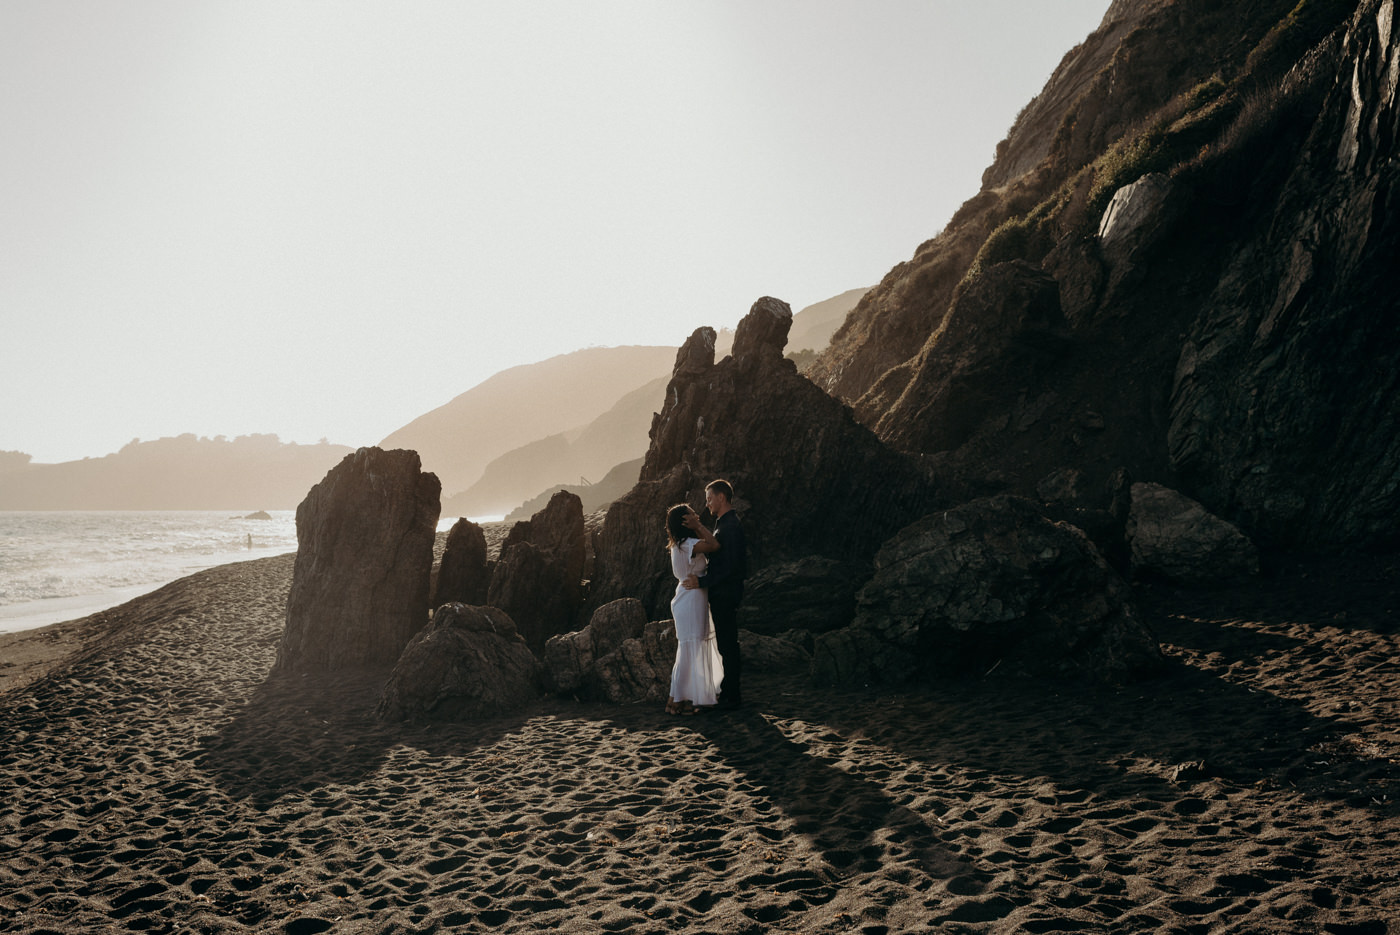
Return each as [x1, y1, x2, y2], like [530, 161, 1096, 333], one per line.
[487, 490, 588, 653]
[590, 298, 937, 621]
[242, 510, 272, 520]
[1097, 173, 1174, 255]
[501, 489, 587, 584]
[276, 447, 440, 673]
[738, 630, 811, 674]
[588, 620, 678, 705]
[375, 603, 541, 720]
[433, 518, 489, 606]
[1126, 482, 1259, 584]
[731, 295, 793, 368]
[673, 325, 716, 377]
[812, 495, 1161, 686]
[1168, 760, 1211, 783]
[736, 558, 864, 636]
[542, 598, 648, 694]
[488, 542, 577, 655]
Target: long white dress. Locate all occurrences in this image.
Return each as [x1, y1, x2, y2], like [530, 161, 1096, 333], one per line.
[668, 537, 724, 707]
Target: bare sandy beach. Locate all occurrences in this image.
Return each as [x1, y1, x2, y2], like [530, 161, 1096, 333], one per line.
[1, 549, 1397, 934]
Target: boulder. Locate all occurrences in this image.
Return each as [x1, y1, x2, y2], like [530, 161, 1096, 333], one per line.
[543, 598, 648, 694]
[375, 603, 541, 721]
[487, 490, 587, 653]
[1126, 482, 1259, 584]
[434, 518, 490, 606]
[738, 630, 812, 674]
[589, 621, 678, 705]
[813, 495, 1161, 686]
[1097, 173, 1174, 257]
[735, 558, 864, 635]
[545, 599, 810, 700]
[590, 297, 937, 621]
[276, 447, 440, 673]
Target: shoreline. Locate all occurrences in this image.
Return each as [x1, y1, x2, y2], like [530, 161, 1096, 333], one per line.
[1, 551, 1396, 932]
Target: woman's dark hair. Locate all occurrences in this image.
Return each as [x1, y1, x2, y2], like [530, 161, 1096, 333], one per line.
[665, 503, 692, 549]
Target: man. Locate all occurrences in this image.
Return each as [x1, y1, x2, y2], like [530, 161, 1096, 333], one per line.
[684, 479, 747, 709]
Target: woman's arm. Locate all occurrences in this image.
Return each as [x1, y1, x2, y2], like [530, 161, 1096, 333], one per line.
[684, 513, 721, 554]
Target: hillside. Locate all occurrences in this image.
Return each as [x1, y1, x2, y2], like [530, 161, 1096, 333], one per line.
[442, 376, 667, 518]
[434, 291, 868, 517]
[0, 435, 354, 510]
[378, 346, 677, 497]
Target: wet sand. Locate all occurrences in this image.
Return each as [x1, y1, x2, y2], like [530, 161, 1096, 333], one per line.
[1, 551, 1397, 933]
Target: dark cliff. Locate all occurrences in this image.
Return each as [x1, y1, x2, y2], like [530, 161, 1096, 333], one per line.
[806, 0, 1390, 550]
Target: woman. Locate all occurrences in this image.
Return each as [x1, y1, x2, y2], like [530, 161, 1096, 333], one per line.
[664, 503, 724, 715]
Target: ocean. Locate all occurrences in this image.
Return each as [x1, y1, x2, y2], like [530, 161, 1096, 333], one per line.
[0, 510, 300, 634]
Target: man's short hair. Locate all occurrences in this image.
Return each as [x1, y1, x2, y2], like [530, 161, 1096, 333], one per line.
[706, 479, 734, 502]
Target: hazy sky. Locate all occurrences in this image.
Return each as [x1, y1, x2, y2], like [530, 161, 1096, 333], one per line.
[2, 1, 1109, 465]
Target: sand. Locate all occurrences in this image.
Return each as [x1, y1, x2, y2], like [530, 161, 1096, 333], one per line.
[0, 551, 1397, 934]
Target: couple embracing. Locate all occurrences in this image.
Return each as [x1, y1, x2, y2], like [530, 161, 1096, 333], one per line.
[663, 479, 746, 715]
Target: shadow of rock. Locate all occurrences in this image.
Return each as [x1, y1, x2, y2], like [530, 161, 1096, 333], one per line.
[195, 668, 529, 807]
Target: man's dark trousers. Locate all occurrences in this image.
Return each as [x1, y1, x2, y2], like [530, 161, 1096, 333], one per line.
[711, 585, 743, 704]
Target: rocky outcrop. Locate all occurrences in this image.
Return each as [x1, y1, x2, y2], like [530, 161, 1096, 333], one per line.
[813, 496, 1161, 686]
[543, 598, 648, 695]
[375, 603, 541, 721]
[433, 518, 490, 607]
[800, 0, 1391, 551]
[1127, 482, 1259, 584]
[486, 490, 587, 653]
[589, 297, 937, 620]
[276, 447, 440, 673]
[874, 260, 1071, 456]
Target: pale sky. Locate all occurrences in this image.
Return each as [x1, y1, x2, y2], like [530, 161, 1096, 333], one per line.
[2, 1, 1109, 465]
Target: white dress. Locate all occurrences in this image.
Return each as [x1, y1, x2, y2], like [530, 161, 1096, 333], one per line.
[668, 537, 724, 706]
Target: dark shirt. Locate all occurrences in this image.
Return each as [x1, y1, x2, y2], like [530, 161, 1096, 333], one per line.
[700, 510, 746, 596]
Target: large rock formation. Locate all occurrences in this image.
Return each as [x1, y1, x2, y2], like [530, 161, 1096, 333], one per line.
[813, 496, 1161, 686]
[486, 490, 587, 653]
[276, 447, 440, 673]
[433, 518, 490, 607]
[1126, 482, 1260, 584]
[590, 297, 938, 620]
[375, 603, 541, 720]
[801, 0, 1393, 551]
